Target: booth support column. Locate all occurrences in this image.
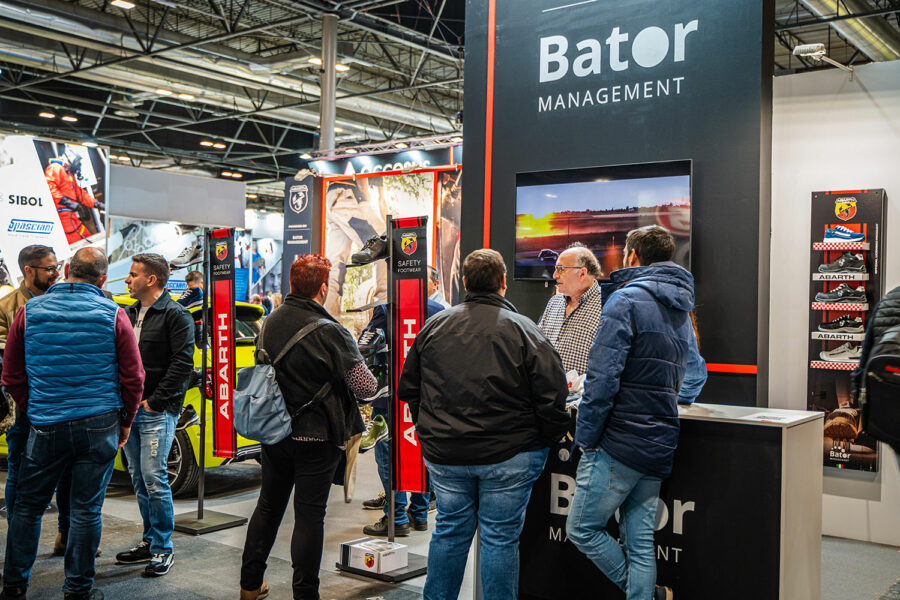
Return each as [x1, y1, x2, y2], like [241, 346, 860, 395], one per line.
[319, 13, 337, 152]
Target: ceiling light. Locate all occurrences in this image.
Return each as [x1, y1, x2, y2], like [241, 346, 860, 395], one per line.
[792, 43, 854, 74]
[394, 142, 408, 149]
[308, 57, 322, 65]
[335, 64, 350, 72]
[334, 127, 343, 133]
[108, 154, 119, 160]
[230, 173, 243, 179]
[451, 136, 463, 142]
[118, 155, 130, 161]
[221, 171, 233, 177]
[83, 142, 98, 147]
[61, 115, 78, 122]
[39, 111, 56, 118]
[155, 88, 173, 96]
[345, 148, 358, 154]
[110, 0, 135, 8]
[199, 140, 214, 147]
[114, 109, 139, 117]
[247, 193, 258, 199]
[300, 153, 312, 160]
[213, 142, 226, 149]
[177, 93, 195, 101]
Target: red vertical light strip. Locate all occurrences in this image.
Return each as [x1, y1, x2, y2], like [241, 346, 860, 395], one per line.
[482, 0, 496, 248]
[432, 172, 439, 266]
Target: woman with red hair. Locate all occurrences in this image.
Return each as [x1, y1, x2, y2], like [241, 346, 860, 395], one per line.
[239, 254, 377, 600]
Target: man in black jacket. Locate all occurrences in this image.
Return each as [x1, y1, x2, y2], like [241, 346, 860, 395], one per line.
[116, 253, 194, 577]
[398, 249, 569, 600]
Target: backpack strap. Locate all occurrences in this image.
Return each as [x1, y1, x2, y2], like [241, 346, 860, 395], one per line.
[272, 318, 330, 365]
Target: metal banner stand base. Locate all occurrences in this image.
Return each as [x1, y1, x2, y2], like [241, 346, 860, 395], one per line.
[174, 510, 248, 536]
[335, 552, 428, 583]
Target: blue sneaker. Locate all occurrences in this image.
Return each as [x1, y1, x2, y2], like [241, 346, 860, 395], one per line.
[823, 226, 865, 243]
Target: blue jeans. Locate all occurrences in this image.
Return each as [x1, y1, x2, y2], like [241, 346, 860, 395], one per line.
[5, 409, 70, 531]
[566, 448, 662, 600]
[122, 408, 177, 554]
[372, 407, 429, 524]
[423, 447, 548, 600]
[3, 411, 119, 594]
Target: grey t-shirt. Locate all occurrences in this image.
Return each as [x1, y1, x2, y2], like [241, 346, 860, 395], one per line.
[133, 306, 150, 342]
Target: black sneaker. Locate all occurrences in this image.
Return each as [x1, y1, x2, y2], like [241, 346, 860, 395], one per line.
[406, 510, 428, 531]
[116, 539, 151, 564]
[362, 492, 386, 510]
[428, 493, 436, 513]
[144, 553, 174, 577]
[814, 283, 866, 303]
[169, 242, 203, 269]
[0, 586, 27, 600]
[350, 235, 388, 266]
[64, 591, 103, 600]
[818, 316, 864, 334]
[818, 252, 866, 273]
[363, 516, 409, 537]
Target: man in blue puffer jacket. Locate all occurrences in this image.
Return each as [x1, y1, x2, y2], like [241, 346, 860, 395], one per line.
[566, 226, 706, 600]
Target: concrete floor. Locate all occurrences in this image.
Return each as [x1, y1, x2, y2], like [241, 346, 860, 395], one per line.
[2, 452, 900, 599]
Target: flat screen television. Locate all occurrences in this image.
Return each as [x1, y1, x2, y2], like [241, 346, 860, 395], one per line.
[514, 160, 692, 281]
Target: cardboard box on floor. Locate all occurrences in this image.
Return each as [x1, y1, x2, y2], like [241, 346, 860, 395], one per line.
[339, 537, 408, 574]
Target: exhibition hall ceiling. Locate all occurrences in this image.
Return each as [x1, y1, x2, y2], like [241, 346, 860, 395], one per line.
[0, 0, 896, 208]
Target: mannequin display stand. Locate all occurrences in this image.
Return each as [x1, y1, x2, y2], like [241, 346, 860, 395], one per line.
[336, 215, 428, 582]
[175, 228, 248, 535]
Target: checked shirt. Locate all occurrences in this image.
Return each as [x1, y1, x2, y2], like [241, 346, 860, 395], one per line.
[538, 281, 603, 375]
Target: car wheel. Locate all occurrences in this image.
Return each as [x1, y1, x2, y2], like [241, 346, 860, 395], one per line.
[167, 429, 201, 498]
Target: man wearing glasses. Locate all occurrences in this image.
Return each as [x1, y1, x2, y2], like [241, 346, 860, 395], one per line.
[538, 243, 604, 375]
[0, 246, 70, 552]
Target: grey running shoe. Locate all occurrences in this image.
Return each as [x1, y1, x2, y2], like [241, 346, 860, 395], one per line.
[815, 283, 866, 303]
[144, 553, 174, 577]
[169, 242, 203, 269]
[819, 343, 862, 362]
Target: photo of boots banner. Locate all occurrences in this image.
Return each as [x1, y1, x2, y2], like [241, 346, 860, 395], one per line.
[807, 189, 887, 471]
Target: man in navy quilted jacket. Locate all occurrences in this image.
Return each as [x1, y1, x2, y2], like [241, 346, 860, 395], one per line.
[566, 226, 706, 600]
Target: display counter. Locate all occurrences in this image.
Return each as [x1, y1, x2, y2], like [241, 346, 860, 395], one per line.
[510, 403, 823, 600]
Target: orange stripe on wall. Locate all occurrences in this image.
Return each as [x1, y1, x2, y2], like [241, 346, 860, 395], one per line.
[706, 363, 758, 374]
[482, 0, 496, 248]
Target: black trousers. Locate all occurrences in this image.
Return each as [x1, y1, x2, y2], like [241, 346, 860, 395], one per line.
[240, 439, 341, 599]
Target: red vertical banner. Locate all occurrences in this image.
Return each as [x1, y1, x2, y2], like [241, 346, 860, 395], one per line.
[391, 216, 429, 493]
[210, 228, 237, 458]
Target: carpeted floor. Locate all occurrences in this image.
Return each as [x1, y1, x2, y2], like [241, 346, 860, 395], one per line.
[881, 579, 900, 600]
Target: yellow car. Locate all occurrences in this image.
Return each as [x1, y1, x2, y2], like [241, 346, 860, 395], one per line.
[0, 296, 265, 498]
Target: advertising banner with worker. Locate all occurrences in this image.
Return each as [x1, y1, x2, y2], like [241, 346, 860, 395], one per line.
[0, 134, 108, 289]
[390, 216, 429, 493]
[210, 227, 237, 458]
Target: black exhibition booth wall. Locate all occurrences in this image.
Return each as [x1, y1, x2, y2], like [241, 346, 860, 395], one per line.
[461, 0, 774, 406]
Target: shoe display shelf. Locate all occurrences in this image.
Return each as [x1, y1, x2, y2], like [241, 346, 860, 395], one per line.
[810, 360, 859, 371]
[810, 302, 868, 311]
[812, 242, 869, 251]
[810, 332, 865, 342]
[811, 273, 869, 281]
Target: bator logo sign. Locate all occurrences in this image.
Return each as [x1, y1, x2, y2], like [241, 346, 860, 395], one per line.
[537, 6, 700, 114]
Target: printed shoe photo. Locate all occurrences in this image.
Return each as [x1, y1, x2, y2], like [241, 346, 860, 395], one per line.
[819, 343, 862, 363]
[823, 226, 865, 243]
[169, 241, 204, 269]
[818, 252, 866, 273]
[817, 316, 864, 334]
[350, 234, 388, 265]
[814, 283, 866, 303]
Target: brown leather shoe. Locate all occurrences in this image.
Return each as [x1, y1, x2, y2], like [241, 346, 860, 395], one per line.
[239, 581, 269, 600]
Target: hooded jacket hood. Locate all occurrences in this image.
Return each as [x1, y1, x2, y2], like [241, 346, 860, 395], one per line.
[607, 261, 695, 312]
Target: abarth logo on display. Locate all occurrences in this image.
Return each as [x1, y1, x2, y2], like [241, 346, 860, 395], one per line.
[401, 232, 417, 255]
[289, 184, 309, 214]
[835, 198, 857, 221]
[215, 241, 228, 261]
[8, 219, 54, 235]
[364, 553, 375, 568]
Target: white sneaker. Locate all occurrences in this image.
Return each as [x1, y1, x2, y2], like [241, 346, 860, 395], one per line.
[819, 343, 862, 362]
